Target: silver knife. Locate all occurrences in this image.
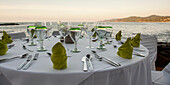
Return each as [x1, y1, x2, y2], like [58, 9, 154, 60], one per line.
[133, 52, 145, 57]
[87, 59, 93, 71]
[17, 55, 32, 70]
[92, 50, 121, 67]
[23, 53, 39, 70]
[102, 57, 121, 67]
[81, 56, 88, 72]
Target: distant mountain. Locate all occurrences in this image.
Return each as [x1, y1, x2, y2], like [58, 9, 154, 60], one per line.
[102, 15, 170, 22]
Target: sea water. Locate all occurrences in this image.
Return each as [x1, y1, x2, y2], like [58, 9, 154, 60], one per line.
[0, 22, 170, 42]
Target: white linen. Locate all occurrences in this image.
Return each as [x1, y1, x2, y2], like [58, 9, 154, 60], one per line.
[0, 37, 152, 85]
[152, 63, 170, 85]
[140, 34, 157, 70]
[0, 71, 12, 85]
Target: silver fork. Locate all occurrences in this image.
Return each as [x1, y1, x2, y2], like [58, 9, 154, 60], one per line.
[91, 50, 121, 67]
[23, 53, 39, 70]
[17, 55, 32, 70]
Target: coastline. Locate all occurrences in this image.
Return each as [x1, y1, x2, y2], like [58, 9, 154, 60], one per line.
[0, 23, 19, 26]
[156, 42, 170, 71]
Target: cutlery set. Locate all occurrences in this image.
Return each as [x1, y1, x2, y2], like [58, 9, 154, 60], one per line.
[92, 50, 121, 67]
[0, 52, 39, 70]
[17, 55, 32, 70]
[81, 51, 121, 72]
[86, 54, 93, 71]
[17, 53, 39, 70]
[81, 54, 94, 72]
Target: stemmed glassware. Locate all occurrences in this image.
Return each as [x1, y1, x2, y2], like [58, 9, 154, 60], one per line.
[96, 25, 107, 50]
[84, 23, 96, 49]
[42, 22, 52, 39]
[35, 26, 47, 52]
[27, 26, 37, 46]
[77, 22, 85, 38]
[105, 25, 113, 44]
[58, 22, 70, 50]
[69, 25, 82, 53]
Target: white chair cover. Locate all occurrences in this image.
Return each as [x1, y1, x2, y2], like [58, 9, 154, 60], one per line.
[0, 71, 12, 85]
[152, 63, 170, 85]
[140, 34, 157, 70]
[162, 63, 170, 84]
[8, 32, 26, 40]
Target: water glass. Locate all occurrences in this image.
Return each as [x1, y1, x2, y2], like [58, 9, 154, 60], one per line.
[96, 26, 107, 50]
[105, 25, 113, 44]
[35, 26, 47, 52]
[27, 26, 36, 46]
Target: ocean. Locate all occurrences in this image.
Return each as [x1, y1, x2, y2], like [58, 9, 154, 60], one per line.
[0, 22, 170, 42]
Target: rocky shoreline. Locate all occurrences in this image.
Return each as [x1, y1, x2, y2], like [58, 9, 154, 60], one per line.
[156, 42, 170, 71]
[0, 23, 19, 26]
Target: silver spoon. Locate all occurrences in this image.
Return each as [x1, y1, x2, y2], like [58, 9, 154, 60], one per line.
[86, 54, 93, 71]
[0, 53, 29, 62]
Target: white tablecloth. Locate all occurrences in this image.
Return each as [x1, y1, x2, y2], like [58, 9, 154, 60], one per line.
[0, 37, 152, 85]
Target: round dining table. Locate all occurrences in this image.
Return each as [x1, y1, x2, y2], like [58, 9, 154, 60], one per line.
[0, 36, 152, 85]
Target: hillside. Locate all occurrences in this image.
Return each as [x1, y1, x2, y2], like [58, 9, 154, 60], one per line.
[103, 15, 170, 22]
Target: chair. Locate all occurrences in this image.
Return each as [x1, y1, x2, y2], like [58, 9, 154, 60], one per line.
[8, 32, 26, 40]
[52, 31, 60, 36]
[152, 63, 170, 85]
[140, 34, 157, 70]
[0, 71, 12, 85]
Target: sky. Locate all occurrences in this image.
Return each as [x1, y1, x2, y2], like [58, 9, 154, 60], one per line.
[0, 0, 170, 22]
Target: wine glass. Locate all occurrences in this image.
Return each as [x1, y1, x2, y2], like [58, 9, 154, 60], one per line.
[77, 22, 85, 39]
[42, 22, 52, 39]
[58, 22, 70, 50]
[27, 26, 36, 46]
[69, 25, 82, 53]
[96, 25, 107, 50]
[84, 23, 96, 49]
[35, 26, 47, 52]
[105, 25, 113, 44]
